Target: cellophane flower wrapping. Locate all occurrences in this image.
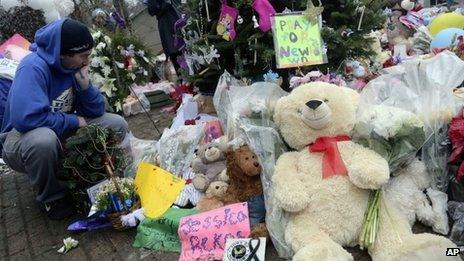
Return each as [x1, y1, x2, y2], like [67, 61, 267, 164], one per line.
[213, 73, 292, 258]
[158, 125, 204, 178]
[357, 51, 464, 190]
[353, 104, 426, 174]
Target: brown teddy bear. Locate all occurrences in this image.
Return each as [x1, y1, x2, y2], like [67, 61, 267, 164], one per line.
[223, 145, 268, 238]
[196, 181, 228, 212]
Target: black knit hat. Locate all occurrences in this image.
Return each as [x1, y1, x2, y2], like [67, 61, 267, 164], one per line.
[60, 19, 94, 55]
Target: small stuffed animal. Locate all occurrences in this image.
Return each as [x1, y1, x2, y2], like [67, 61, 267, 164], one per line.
[386, 0, 416, 11]
[174, 168, 203, 207]
[191, 141, 228, 192]
[197, 181, 229, 212]
[223, 145, 268, 238]
[223, 145, 262, 203]
[386, 9, 415, 51]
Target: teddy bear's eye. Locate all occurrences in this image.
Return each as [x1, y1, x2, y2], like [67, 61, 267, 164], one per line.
[252, 155, 255, 159]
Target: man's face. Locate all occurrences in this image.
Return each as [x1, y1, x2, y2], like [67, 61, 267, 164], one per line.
[60, 49, 92, 70]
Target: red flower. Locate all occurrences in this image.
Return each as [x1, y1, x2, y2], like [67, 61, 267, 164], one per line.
[168, 83, 196, 113]
[449, 113, 464, 182]
[457, 36, 464, 52]
[383, 57, 395, 68]
[184, 119, 196, 125]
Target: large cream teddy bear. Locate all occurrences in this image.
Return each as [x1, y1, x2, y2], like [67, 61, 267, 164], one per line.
[272, 82, 458, 261]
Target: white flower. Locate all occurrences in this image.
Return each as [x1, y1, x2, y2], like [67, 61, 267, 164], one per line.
[57, 237, 78, 254]
[115, 101, 122, 112]
[104, 35, 112, 45]
[102, 66, 112, 77]
[91, 73, 116, 97]
[100, 79, 117, 97]
[128, 73, 136, 81]
[92, 31, 102, 40]
[357, 105, 424, 139]
[115, 62, 125, 69]
[95, 42, 106, 51]
[90, 56, 109, 68]
[90, 57, 102, 68]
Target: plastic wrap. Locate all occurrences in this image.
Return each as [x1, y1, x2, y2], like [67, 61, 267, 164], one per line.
[358, 51, 464, 189]
[158, 125, 204, 177]
[449, 165, 464, 202]
[448, 201, 464, 245]
[123, 134, 159, 178]
[240, 124, 292, 259]
[212, 70, 246, 139]
[215, 79, 290, 258]
[214, 78, 292, 257]
[221, 81, 288, 140]
[231, 82, 287, 126]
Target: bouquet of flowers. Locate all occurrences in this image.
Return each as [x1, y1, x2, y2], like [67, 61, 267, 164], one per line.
[352, 104, 426, 174]
[90, 30, 154, 111]
[95, 177, 137, 213]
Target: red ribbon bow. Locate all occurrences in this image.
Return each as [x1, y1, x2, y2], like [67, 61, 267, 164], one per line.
[309, 135, 351, 179]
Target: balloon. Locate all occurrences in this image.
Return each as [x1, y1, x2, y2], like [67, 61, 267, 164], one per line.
[429, 13, 464, 36]
[430, 28, 464, 50]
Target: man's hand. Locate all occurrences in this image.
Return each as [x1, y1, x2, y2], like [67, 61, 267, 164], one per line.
[75, 66, 90, 90]
[78, 116, 87, 127]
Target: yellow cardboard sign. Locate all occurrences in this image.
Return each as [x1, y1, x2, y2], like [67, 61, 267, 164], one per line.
[135, 162, 186, 218]
[272, 13, 327, 69]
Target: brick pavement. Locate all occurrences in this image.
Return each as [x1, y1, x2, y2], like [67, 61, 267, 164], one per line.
[0, 107, 375, 260]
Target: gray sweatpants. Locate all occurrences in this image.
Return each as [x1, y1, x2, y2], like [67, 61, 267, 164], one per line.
[1, 113, 129, 203]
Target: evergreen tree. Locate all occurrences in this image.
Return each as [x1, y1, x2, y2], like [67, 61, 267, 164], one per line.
[177, 0, 386, 93]
[319, 0, 386, 72]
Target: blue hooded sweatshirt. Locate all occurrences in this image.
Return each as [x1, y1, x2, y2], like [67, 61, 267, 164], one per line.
[1, 19, 105, 138]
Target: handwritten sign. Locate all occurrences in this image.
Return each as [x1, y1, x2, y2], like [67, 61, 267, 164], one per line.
[133, 208, 197, 252]
[135, 162, 186, 218]
[271, 13, 327, 69]
[178, 203, 250, 261]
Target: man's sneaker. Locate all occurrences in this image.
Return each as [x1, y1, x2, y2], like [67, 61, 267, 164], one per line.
[40, 198, 75, 220]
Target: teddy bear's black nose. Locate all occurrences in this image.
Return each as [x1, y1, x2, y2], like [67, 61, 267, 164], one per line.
[306, 100, 323, 110]
[254, 162, 259, 167]
[215, 186, 220, 189]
